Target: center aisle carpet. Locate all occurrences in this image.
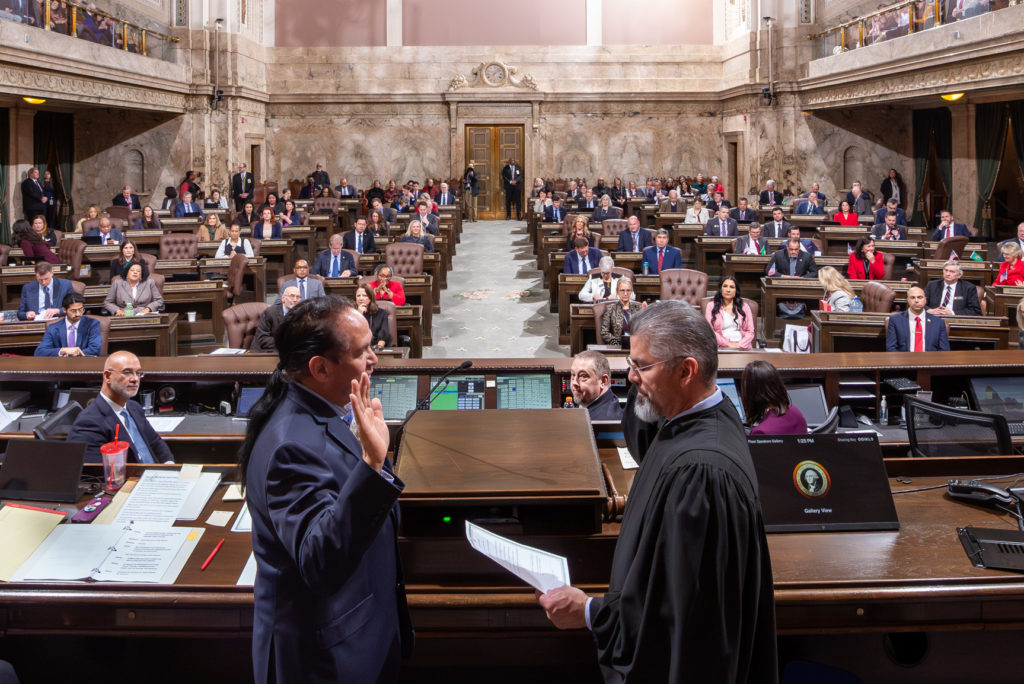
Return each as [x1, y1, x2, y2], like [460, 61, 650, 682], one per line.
[422, 219, 567, 358]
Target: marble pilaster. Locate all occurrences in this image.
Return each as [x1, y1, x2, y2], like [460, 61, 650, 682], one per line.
[949, 102, 977, 223]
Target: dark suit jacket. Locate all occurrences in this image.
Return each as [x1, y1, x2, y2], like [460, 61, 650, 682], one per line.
[231, 172, 255, 209]
[85, 228, 126, 244]
[252, 222, 283, 240]
[732, 235, 768, 255]
[18, 277, 74, 320]
[766, 249, 817, 277]
[871, 223, 907, 241]
[501, 164, 522, 193]
[544, 205, 567, 223]
[762, 220, 792, 239]
[642, 245, 682, 274]
[173, 202, 205, 219]
[21, 177, 46, 218]
[312, 250, 357, 278]
[729, 207, 757, 221]
[335, 184, 357, 198]
[412, 213, 439, 235]
[758, 190, 782, 206]
[34, 316, 103, 356]
[874, 207, 908, 226]
[706, 199, 731, 213]
[252, 304, 286, 352]
[704, 217, 738, 237]
[366, 308, 391, 346]
[68, 395, 174, 464]
[616, 228, 654, 252]
[246, 383, 411, 684]
[435, 192, 457, 206]
[886, 311, 950, 351]
[111, 194, 141, 210]
[930, 223, 971, 242]
[342, 230, 377, 254]
[585, 389, 623, 422]
[564, 248, 604, 275]
[924, 279, 982, 316]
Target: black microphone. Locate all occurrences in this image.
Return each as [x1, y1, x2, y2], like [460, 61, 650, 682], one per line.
[393, 361, 472, 461]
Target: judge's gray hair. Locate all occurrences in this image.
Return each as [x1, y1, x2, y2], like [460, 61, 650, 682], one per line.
[630, 300, 717, 387]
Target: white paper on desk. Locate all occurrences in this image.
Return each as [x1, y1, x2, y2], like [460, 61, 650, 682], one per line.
[210, 347, 247, 355]
[0, 407, 23, 432]
[465, 521, 570, 593]
[617, 447, 639, 470]
[147, 416, 186, 433]
[236, 552, 257, 586]
[14, 524, 125, 581]
[206, 510, 233, 527]
[94, 527, 196, 583]
[112, 470, 198, 526]
[231, 503, 251, 533]
[176, 472, 223, 520]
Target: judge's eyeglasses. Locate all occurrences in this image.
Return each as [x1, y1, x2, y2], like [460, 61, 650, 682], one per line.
[625, 356, 681, 375]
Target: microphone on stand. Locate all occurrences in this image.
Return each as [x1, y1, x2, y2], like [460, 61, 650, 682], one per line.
[393, 360, 472, 461]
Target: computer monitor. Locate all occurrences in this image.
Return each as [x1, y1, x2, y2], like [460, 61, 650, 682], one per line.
[0, 440, 87, 503]
[496, 374, 552, 410]
[717, 378, 745, 422]
[371, 374, 419, 421]
[429, 375, 485, 410]
[236, 386, 265, 417]
[786, 385, 830, 428]
[969, 376, 1024, 423]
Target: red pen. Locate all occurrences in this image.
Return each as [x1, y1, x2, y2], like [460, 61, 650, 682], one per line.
[201, 538, 225, 571]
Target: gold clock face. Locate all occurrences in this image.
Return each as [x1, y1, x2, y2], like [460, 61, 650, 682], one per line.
[483, 63, 506, 85]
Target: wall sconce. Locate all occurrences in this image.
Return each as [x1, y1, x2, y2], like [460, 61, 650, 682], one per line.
[940, 93, 965, 102]
[22, 97, 46, 105]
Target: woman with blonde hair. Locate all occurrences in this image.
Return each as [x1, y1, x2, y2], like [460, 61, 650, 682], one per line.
[818, 266, 855, 312]
[75, 204, 101, 233]
[197, 212, 229, 242]
[565, 215, 593, 251]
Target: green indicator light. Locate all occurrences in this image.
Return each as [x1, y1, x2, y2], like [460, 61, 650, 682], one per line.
[442, 516, 452, 523]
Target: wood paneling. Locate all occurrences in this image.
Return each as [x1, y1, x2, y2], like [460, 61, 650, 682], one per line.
[466, 125, 524, 219]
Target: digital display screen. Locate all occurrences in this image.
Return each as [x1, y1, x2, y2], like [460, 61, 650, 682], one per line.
[429, 375, 486, 410]
[371, 375, 419, 421]
[971, 377, 1024, 423]
[496, 374, 552, 409]
[717, 379, 745, 421]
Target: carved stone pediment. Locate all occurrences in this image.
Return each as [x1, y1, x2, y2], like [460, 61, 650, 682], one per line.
[448, 61, 538, 92]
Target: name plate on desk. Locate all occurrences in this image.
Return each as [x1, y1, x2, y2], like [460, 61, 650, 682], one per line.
[3, 266, 70, 276]
[259, 240, 292, 247]
[696, 237, 736, 245]
[126, 230, 164, 238]
[996, 286, 1024, 295]
[164, 281, 224, 292]
[158, 259, 197, 268]
[0, 321, 47, 332]
[946, 316, 1006, 328]
[728, 255, 771, 263]
[825, 313, 889, 323]
[110, 314, 167, 328]
[404, 276, 429, 286]
[200, 257, 265, 267]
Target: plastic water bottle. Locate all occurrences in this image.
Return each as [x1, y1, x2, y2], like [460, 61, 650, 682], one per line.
[125, 300, 134, 317]
[849, 296, 863, 313]
[879, 396, 888, 425]
[642, 260, 649, 276]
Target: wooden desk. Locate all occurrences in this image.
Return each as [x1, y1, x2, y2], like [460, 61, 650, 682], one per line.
[198, 257, 267, 302]
[915, 259, 997, 288]
[984, 285, 1024, 340]
[159, 217, 205, 233]
[922, 241, 988, 261]
[669, 225, 709, 267]
[557, 274, 660, 343]
[654, 212, 687, 233]
[811, 310, 1012, 353]
[322, 276, 433, 346]
[201, 241, 294, 292]
[125, 229, 165, 248]
[0, 265, 73, 310]
[0, 313, 178, 356]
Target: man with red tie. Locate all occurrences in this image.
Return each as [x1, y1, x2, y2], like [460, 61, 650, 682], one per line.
[641, 229, 682, 275]
[886, 286, 950, 352]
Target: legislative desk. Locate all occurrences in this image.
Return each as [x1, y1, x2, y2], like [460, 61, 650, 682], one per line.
[547, 252, 646, 312]
[985, 284, 1024, 333]
[203, 238, 296, 287]
[914, 258, 997, 288]
[0, 313, 178, 356]
[0, 265, 73, 310]
[322, 275, 433, 345]
[557, 274, 661, 344]
[811, 310, 1013, 352]
[197, 257, 267, 302]
[696, 236, 788, 281]
[669, 224, 710, 267]
[159, 216, 204, 233]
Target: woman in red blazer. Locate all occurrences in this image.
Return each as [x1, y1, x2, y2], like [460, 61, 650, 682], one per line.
[996, 242, 1024, 286]
[369, 265, 406, 306]
[847, 236, 886, 280]
[832, 200, 859, 226]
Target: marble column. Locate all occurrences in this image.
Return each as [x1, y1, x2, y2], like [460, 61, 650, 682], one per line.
[949, 102, 976, 225]
[9, 106, 36, 222]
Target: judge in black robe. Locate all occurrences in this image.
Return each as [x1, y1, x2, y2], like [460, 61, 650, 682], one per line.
[620, 383, 659, 464]
[539, 301, 778, 683]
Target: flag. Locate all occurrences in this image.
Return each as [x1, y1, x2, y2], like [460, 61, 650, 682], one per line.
[847, 242, 854, 254]
[767, 261, 776, 276]
[760, 242, 767, 255]
[950, 251, 958, 260]
[970, 251, 983, 262]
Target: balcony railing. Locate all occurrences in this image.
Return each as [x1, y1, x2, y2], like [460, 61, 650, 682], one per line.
[810, 0, 1015, 60]
[0, 0, 179, 61]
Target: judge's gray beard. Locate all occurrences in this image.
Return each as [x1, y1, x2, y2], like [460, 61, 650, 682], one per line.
[632, 392, 661, 423]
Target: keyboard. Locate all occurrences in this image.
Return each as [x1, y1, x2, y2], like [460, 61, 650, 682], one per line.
[1008, 422, 1024, 436]
[884, 377, 922, 392]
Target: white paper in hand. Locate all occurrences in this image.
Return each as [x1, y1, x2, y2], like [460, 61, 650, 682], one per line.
[465, 521, 570, 593]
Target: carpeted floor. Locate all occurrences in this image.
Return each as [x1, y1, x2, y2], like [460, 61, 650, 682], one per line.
[423, 219, 568, 359]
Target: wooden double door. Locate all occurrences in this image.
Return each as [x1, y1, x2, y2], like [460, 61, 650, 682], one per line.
[465, 125, 524, 219]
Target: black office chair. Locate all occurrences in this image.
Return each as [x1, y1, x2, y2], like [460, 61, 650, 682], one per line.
[809, 406, 840, 434]
[32, 401, 83, 440]
[905, 396, 1012, 458]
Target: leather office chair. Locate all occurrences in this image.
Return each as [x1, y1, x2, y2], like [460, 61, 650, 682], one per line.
[89, 315, 110, 355]
[222, 302, 268, 349]
[70, 280, 86, 295]
[139, 252, 158, 274]
[932, 236, 969, 262]
[700, 295, 762, 348]
[384, 242, 425, 277]
[592, 300, 611, 343]
[376, 300, 399, 347]
[809, 407, 841, 434]
[105, 206, 132, 221]
[1017, 297, 1024, 348]
[905, 396, 1012, 458]
[80, 218, 101, 234]
[249, 238, 262, 257]
[33, 401, 83, 440]
[600, 219, 629, 239]
[881, 252, 896, 281]
[977, 286, 987, 316]
[58, 238, 86, 277]
[159, 234, 198, 260]
[0, 243, 10, 267]
[659, 268, 709, 306]
[860, 281, 896, 313]
[313, 197, 341, 216]
[225, 252, 248, 300]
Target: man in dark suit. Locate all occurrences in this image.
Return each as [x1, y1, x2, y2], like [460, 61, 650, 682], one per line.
[794, 192, 825, 215]
[311, 163, 330, 189]
[19, 262, 73, 321]
[729, 198, 756, 222]
[758, 180, 781, 207]
[173, 191, 205, 219]
[252, 286, 301, 352]
[34, 293, 103, 357]
[341, 218, 377, 254]
[704, 206, 738, 237]
[642, 229, 682, 274]
[763, 206, 791, 239]
[501, 158, 523, 220]
[577, 189, 597, 212]
[874, 199, 907, 227]
[766, 238, 818, 278]
[706, 191, 731, 213]
[435, 182, 456, 206]
[847, 182, 873, 214]
[111, 185, 141, 210]
[886, 287, 950, 352]
[733, 223, 768, 255]
[85, 217, 125, 245]
[931, 210, 972, 242]
[871, 211, 907, 241]
[617, 216, 654, 252]
[544, 197, 567, 223]
[313, 233, 356, 278]
[67, 351, 175, 464]
[231, 162, 255, 211]
[566, 180, 583, 202]
[570, 350, 623, 421]
[241, 297, 412, 684]
[21, 167, 48, 221]
[564, 238, 604, 275]
[925, 261, 982, 316]
[412, 203, 439, 235]
[335, 177, 357, 199]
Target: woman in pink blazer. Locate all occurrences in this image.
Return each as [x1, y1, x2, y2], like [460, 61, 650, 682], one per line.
[704, 275, 755, 350]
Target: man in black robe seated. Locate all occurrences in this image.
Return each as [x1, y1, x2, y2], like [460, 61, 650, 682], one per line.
[569, 350, 622, 421]
[538, 301, 778, 683]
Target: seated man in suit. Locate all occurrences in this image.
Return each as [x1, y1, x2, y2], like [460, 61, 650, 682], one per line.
[544, 197, 568, 223]
[794, 192, 826, 215]
[173, 191, 205, 219]
[759, 180, 781, 207]
[658, 190, 685, 214]
[435, 182, 457, 206]
[342, 218, 377, 254]
[871, 211, 907, 241]
[411, 202, 440, 235]
[111, 185, 141, 210]
[34, 292, 102, 357]
[253, 286, 301, 353]
[85, 216, 124, 246]
[931, 209, 972, 242]
[874, 198, 908, 227]
[313, 233, 356, 278]
[704, 205, 738, 237]
[787, 225, 821, 256]
[19, 262, 73, 321]
[566, 180, 583, 202]
[805, 182, 826, 206]
[569, 350, 623, 421]
[886, 286, 950, 352]
[278, 259, 325, 303]
[767, 238, 818, 278]
[706, 191, 731, 213]
[334, 177, 357, 198]
[733, 223, 768, 255]
[616, 215, 654, 252]
[564, 237, 603, 275]
[577, 189, 598, 212]
[763, 206, 791, 239]
[579, 256, 632, 303]
[67, 351, 175, 464]
[642, 229, 682, 274]
[730, 198, 756, 222]
[925, 260, 982, 316]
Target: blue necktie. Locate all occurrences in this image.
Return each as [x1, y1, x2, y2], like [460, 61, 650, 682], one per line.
[44, 286, 52, 309]
[331, 255, 339, 277]
[120, 408, 154, 463]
